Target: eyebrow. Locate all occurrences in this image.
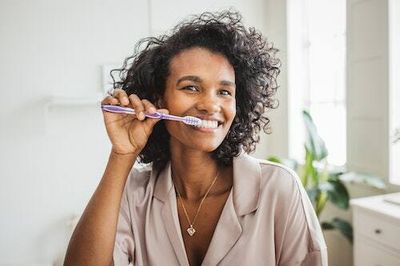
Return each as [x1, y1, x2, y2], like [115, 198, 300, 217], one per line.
[176, 75, 236, 88]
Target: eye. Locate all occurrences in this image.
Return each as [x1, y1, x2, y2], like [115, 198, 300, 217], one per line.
[218, 89, 233, 96]
[181, 85, 199, 92]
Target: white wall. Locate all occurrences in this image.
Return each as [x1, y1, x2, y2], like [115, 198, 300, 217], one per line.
[347, 0, 389, 179]
[0, 0, 281, 264]
[0, 0, 145, 264]
[389, 0, 400, 185]
[260, 0, 289, 159]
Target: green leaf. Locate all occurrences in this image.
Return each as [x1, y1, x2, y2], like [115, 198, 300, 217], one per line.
[339, 171, 386, 189]
[281, 158, 298, 171]
[266, 156, 282, 163]
[330, 217, 353, 243]
[266, 157, 298, 171]
[316, 191, 328, 217]
[302, 110, 328, 161]
[319, 165, 330, 183]
[311, 163, 320, 187]
[321, 221, 334, 230]
[301, 150, 315, 187]
[318, 182, 335, 192]
[321, 218, 353, 243]
[326, 179, 350, 209]
[329, 168, 346, 178]
[306, 187, 319, 206]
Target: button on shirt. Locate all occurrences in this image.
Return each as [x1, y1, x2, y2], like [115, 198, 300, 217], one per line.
[112, 153, 328, 266]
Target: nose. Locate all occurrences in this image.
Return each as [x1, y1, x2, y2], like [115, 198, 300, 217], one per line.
[195, 91, 221, 114]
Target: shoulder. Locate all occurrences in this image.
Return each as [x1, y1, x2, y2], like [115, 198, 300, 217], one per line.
[243, 156, 327, 257]
[234, 153, 305, 208]
[234, 153, 302, 197]
[254, 157, 311, 215]
[257, 158, 299, 179]
[257, 158, 302, 196]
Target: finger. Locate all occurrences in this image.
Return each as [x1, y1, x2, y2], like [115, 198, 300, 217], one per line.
[113, 89, 130, 106]
[156, 108, 169, 114]
[143, 108, 169, 129]
[101, 95, 119, 106]
[128, 94, 145, 120]
[142, 99, 157, 114]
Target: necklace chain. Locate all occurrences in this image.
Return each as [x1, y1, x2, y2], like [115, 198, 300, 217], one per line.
[174, 171, 219, 236]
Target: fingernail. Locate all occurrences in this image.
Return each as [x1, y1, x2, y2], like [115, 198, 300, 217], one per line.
[139, 111, 145, 119]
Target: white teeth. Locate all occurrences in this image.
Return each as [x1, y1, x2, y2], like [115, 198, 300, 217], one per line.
[197, 120, 219, 129]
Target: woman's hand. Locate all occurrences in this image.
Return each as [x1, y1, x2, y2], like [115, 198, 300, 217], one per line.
[101, 89, 168, 155]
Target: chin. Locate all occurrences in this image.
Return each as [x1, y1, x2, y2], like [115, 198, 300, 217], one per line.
[186, 141, 222, 152]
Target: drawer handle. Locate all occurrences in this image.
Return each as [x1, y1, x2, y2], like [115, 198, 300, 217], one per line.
[374, 229, 382, 234]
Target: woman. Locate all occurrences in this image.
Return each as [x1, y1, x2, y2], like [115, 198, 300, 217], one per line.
[65, 11, 327, 266]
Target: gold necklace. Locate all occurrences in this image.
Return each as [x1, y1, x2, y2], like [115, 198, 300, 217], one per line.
[174, 171, 219, 237]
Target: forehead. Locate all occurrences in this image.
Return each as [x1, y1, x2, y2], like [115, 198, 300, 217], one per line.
[168, 47, 235, 81]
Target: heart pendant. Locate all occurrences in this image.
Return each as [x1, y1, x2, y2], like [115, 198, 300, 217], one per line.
[187, 226, 196, 236]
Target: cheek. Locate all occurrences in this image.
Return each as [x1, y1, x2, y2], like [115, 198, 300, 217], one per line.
[228, 103, 237, 121]
[163, 93, 187, 113]
[164, 121, 183, 141]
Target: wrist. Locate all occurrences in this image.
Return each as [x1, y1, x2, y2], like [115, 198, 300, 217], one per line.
[110, 148, 140, 158]
[102, 150, 138, 183]
[109, 149, 138, 165]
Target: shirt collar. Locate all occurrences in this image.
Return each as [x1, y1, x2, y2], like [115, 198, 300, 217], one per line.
[153, 152, 261, 216]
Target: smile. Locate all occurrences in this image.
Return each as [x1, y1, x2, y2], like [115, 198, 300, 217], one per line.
[196, 120, 221, 129]
[190, 120, 222, 132]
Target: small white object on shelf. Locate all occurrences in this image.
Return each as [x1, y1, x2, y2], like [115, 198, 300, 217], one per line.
[43, 94, 104, 127]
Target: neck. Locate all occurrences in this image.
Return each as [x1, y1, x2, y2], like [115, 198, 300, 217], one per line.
[170, 146, 221, 201]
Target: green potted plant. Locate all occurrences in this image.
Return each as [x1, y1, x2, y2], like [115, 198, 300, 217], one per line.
[268, 110, 385, 243]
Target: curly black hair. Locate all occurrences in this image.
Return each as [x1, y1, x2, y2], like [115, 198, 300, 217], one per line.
[111, 10, 280, 172]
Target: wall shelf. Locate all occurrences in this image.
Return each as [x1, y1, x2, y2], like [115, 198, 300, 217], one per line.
[43, 94, 105, 126]
[45, 93, 104, 108]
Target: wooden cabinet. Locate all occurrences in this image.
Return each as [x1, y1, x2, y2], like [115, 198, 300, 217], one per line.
[351, 193, 400, 266]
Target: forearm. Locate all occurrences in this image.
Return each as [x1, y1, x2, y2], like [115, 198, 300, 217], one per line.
[64, 151, 138, 266]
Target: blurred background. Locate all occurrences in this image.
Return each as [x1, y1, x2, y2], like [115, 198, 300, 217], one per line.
[0, 0, 399, 265]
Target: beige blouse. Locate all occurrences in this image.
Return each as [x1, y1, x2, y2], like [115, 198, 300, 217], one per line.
[112, 153, 328, 266]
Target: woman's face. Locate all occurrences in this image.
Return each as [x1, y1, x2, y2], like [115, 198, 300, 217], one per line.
[162, 47, 236, 152]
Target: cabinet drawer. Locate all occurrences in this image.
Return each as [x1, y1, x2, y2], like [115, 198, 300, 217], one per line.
[355, 210, 400, 251]
[355, 240, 400, 266]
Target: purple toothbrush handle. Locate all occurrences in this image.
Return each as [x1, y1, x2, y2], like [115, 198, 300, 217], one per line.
[101, 104, 163, 119]
[101, 105, 135, 114]
[100, 105, 199, 125]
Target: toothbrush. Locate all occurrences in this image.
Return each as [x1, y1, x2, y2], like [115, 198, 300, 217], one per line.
[101, 104, 218, 128]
